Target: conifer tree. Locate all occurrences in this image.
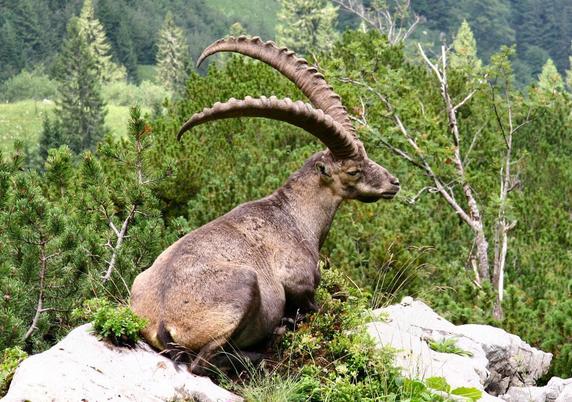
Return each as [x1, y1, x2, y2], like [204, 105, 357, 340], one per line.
[52, 17, 107, 154]
[451, 19, 482, 71]
[38, 116, 63, 161]
[276, 0, 339, 54]
[156, 13, 189, 94]
[78, 0, 126, 83]
[538, 58, 564, 93]
[96, 0, 139, 82]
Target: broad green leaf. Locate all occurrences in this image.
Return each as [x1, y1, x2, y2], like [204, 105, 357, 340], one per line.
[451, 386, 483, 401]
[425, 377, 451, 393]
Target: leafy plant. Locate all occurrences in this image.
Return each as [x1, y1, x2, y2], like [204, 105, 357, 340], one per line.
[426, 376, 482, 401]
[428, 338, 473, 357]
[0, 346, 27, 396]
[76, 299, 147, 347]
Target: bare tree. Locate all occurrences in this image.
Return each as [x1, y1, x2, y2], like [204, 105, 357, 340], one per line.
[332, 0, 421, 45]
[343, 45, 531, 319]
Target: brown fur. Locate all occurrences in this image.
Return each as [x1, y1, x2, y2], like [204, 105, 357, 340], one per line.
[131, 149, 399, 373]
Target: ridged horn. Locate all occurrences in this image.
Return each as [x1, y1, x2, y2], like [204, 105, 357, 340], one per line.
[197, 36, 355, 136]
[177, 96, 358, 160]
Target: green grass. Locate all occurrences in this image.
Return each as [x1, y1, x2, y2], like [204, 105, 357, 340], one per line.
[209, 0, 280, 38]
[0, 100, 137, 152]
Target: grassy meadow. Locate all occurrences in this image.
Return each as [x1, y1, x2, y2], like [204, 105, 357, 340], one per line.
[0, 100, 137, 152]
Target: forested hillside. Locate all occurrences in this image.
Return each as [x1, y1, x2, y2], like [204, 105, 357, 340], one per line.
[412, 0, 572, 84]
[0, 0, 571, 398]
[2, 0, 572, 85]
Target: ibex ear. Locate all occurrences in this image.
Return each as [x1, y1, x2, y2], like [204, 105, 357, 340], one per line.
[315, 161, 333, 183]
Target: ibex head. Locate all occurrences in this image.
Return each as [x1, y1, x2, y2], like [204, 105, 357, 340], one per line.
[177, 36, 399, 202]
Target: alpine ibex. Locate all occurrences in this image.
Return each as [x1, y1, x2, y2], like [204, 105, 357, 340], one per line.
[130, 36, 400, 373]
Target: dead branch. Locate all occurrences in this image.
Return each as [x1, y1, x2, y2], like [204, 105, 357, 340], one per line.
[332, 0, 420, 45]
[24, 240, 48, 340]
[102, 205, 137, 283]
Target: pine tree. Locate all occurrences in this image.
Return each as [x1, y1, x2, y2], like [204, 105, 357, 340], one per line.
[38, 116, 63, 161]
[276, 0, 339, 54]
[53, 17, 107, 154]
[450, 19, 482, 71]
[156, 13, 189, 94]
[96, 0, 139, 82]
[538, 58, 564, 93]
[78, 0, 126, 83]
[0, 21, 24, 82]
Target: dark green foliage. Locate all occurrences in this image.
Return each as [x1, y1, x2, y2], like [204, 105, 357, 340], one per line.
[52, 17, 107, 154]
[39, 116, 63, 161]
[412, 0, 572, 85]
[0, 108, 168, 355]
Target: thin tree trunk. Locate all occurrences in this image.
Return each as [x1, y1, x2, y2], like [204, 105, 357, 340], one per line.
[103, 205, 137, 283]
[24, 241, 47, 340]
[474, 224, 490, 283]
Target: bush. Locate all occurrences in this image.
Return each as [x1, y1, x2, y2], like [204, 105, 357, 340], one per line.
[0, 70, 57, 102]
[102, 80, 171, 107]
[0, 346, 27, 396]
[73, 298, 147, 347]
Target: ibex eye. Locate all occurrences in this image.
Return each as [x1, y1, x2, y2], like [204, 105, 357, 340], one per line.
[347, 170, 361, 176]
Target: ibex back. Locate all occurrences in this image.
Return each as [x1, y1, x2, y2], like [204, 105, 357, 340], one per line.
[130, 36, 400, 373]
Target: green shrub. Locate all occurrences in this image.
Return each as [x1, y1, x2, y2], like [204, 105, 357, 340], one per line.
[74, 298, 147, 347]
[429, 338, 473, 357]
[0, 70, 57, 102]
[92, 304, 147, 347]
[0, 346, 27, 396]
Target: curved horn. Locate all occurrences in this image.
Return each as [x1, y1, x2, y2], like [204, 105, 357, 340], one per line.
[197, 36, 355, 136]
[177, 96, 358, 160]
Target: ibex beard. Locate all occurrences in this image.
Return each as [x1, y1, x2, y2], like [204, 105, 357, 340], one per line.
[130, 36, 400, 374]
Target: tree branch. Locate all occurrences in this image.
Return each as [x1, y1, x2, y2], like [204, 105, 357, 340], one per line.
[103, 205, 137, 283]
[24, 240, 49, 340]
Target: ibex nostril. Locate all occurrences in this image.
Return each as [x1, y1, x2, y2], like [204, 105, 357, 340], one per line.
[390, 177, 400, 186]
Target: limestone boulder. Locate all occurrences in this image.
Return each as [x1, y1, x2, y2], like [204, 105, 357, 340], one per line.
[502, 377, 572, 402]
[1, 324, 242, 402]
[368, 297, 553, 401]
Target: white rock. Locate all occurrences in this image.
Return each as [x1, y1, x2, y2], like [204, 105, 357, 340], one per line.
[369, 298, 554, 402]
[456, 324, 552, 395]
[556, 383, 572, 402]
[501, 385, 548, 402]
[502, 378, 572, 402]
[368, 299, 497, 399]
[1, 324, 242, 402]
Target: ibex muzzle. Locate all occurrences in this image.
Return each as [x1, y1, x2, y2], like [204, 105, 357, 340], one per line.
[131, 36, 399, 373]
